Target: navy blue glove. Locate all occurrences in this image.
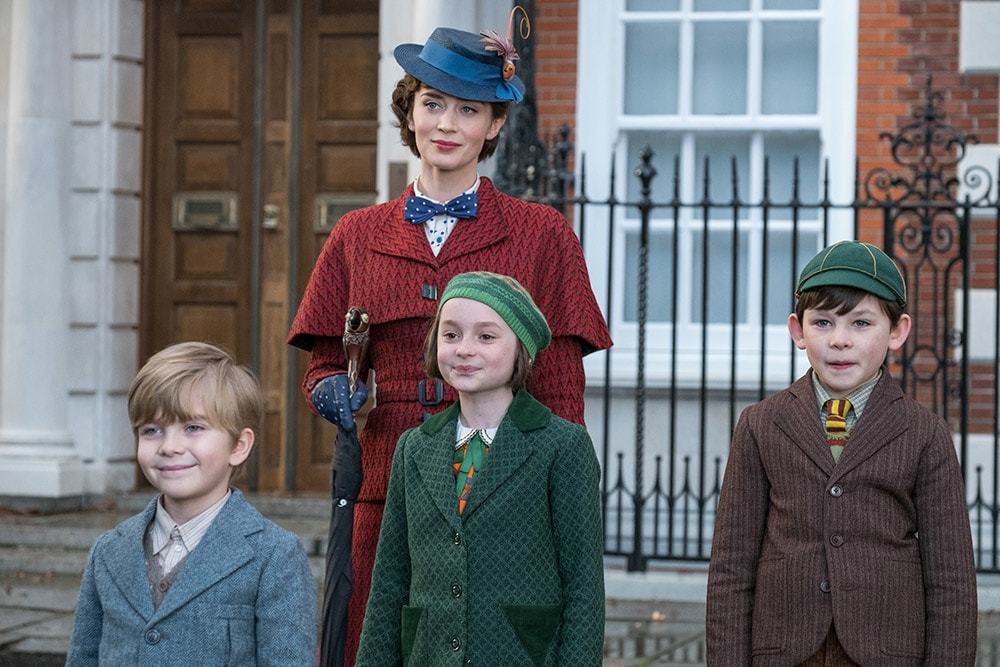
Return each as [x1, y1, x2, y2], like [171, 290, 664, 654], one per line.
[311, 375, 368, 432]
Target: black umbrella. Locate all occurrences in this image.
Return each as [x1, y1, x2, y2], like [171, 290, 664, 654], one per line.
[320, 307, 371, 667]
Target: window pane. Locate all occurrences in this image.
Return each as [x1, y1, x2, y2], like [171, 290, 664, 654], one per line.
[764, 0, 818, 8]
[763, 230, 820, 324]
[763, 133, 821, 204]
[625, 22, 680, 114]
[625, 131, 681, 217]
[627, 0, 680, 9]
[693, 22, 747, 114]
[624, 230, 675, 323]
[690, 229, 751, 324]
[695, 0, 748, 10]
[693, 133, 751, 219]
[762, 21, 818, 114]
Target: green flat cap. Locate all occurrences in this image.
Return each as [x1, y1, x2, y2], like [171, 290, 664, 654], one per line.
[439, 271, 551, 360]
[796, 240, 906, 306]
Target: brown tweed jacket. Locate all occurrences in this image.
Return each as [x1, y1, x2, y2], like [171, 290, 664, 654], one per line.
[706, 371, 977, 666]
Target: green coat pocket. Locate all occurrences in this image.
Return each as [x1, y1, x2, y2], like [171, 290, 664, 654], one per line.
[502, 604, 562, 666]
[400, 605, 424, 664]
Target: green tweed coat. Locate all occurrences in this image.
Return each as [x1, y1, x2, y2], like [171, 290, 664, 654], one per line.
[355, 390, 605, 666]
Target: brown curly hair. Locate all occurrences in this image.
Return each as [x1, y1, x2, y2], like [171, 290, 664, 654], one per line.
[390, 74, 510, 162]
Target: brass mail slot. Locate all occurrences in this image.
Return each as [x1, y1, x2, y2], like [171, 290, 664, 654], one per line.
[314, 194, 376, 233]
[173, 192, 239, 231]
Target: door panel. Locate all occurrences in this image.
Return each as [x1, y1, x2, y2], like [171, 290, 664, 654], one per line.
[144, 0, 378, 493]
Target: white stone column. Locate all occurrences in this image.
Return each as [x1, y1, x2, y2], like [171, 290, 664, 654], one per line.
[0, 0, 83, 497]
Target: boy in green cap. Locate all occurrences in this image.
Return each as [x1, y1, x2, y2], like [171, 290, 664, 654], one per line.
[707, 241, 977, 665]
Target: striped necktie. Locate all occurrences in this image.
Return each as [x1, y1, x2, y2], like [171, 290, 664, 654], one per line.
[824, 398, 852, 463]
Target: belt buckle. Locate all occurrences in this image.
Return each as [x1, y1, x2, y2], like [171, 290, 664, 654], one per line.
[417, 378, 444, 406]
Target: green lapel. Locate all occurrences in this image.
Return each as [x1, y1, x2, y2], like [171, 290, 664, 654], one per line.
[411, 403, 464, 529]
[417, 391, 551, 521]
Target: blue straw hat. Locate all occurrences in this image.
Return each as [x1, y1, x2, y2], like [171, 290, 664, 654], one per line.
[394, 27, 526, 103]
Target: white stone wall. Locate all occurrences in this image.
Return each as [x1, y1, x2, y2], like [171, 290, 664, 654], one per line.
[0, 0, 143, 501]
[68, 0, 144, 496]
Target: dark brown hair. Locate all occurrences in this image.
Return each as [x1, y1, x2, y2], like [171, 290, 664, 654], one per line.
[390, 74, 509, 162]
[795, 285, 906, 328]
[422, 317, 533, 394]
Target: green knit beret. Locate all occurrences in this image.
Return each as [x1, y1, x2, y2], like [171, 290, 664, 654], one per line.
[438, 272, 552, 360]
[796, 240, 906, 307]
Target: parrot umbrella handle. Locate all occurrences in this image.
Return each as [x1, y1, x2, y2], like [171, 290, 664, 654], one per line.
[320, 307, 370, 667]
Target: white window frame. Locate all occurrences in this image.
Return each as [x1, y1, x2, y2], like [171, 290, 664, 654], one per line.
[578, 0, 859, 388]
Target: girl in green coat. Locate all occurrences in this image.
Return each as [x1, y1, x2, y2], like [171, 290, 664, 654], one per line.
[356, 272, 605, 666]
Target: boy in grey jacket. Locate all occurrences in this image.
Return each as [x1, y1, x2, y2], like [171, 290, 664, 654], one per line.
[67, 342, 316, 666]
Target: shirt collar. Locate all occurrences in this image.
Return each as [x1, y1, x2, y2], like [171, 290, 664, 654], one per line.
[455, 420, 497, 450]
[150, 490, 231, 556]
[812, 368, 882, 419]
[413, 175, 481, 205]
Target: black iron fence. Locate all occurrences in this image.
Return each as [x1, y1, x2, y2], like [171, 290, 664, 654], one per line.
[516, 79, 1000, 572]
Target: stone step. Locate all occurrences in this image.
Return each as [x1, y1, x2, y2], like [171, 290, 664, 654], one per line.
[112, 492, 334, 520]
[0, 513, 330, 558]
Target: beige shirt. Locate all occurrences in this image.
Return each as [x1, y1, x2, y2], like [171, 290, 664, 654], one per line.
[148, 490, 230, 576]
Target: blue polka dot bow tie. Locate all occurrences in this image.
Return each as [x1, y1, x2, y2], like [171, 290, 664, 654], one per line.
[403, 192, 478, 224]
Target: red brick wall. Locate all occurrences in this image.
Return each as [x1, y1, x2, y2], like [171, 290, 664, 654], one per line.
[857, 0, 998, 242]
[858, 0, 1000, 435]
[534, 0, 578, 141]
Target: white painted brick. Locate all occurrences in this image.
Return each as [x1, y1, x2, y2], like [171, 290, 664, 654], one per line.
[112, 60, 142, 126]
[114, 0, 144, 61]
[73, 0, 107, 57]
[111, 194, 140, 258]
[72, 58, 104, 122]
[106, 327, 138, 389]
[68, 327, 99, 391]
[68, 192, 101, 257]
[72, 125, 104, 190]
[112, 127, 141, 192]
[69, 393, 98, 460]
[102, 393, 136, 459]
[69, 260, 99, 326]
[110, 260, 139, 326]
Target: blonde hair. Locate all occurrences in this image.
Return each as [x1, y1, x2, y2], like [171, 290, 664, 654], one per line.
[128, 342, 263, 480]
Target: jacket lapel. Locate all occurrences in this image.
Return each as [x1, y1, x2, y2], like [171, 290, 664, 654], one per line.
[101, 497, 158, 621]
[435, 178, 510, 265]
[413, 404, 463, 530]
[150, 491, 260, 622]
[832, 373, 907, 478]
[366, 186, 438, 268]
[775, 373, 835, 477]
[461, 391, 550, 520]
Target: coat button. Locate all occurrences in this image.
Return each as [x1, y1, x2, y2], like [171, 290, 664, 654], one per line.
[830, 534, 844, 547]
[421, 283, 438, 301]
[451, 583, 462, 598]
[451, 637, 461, 651]
[452, 530, 461, 545]
[157, 580, 169, 592]
[144, 629, 161, 645]
[819, 579, 831, 593]
[830, 485, 843, 497]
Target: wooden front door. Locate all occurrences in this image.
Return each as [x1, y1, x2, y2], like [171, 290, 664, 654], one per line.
[142, 0, 379, 493]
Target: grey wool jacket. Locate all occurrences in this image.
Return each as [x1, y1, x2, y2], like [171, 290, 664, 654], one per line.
[356, 390, 605, 666]
[65, 489, 317, 666]
[706, 371, 977, 666]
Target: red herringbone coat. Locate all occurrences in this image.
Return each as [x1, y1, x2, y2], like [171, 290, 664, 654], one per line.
[288, 177, 611, 663]
[706, 371, 977, 666]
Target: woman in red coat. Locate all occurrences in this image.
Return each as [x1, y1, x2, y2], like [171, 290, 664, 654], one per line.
[287, 22, 611, 664]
